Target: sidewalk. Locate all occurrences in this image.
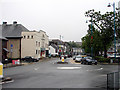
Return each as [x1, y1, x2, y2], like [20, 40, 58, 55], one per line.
[3, 57, 52, 69]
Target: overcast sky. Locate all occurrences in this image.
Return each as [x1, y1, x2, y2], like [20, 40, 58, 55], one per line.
[1, 0, 120, 42]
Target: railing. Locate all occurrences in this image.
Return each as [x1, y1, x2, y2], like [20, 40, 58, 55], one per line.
[107, 72, 120, 89]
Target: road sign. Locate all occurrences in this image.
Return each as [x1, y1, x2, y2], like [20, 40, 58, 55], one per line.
[11, 44, 13, 48]
[62, 57, 64, 62]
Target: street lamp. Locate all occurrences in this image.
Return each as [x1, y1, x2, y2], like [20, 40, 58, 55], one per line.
[90, 16, 93, 58]
[108, 2, 116, 59]
[86, 16, 93, 58]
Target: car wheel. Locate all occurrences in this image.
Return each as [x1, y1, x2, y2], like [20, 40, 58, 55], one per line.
[86, 62, 89, 65]
[94, 62, 97, 65]
[81, 61, 83, 64]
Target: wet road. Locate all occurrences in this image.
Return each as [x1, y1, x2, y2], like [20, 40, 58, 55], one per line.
[2, 58, 119, 89]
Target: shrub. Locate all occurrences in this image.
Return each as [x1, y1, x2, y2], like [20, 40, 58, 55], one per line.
[95, 56, 110, 63]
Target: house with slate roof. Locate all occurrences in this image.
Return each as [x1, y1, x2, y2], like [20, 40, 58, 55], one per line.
[1, 21, 29, 59]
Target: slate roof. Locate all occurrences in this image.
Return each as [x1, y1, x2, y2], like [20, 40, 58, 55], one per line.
[50, 44, 58, 50]
[51, 39, 64, 45]
[0, 37, 8, 40]
[1, 23, 29, 38]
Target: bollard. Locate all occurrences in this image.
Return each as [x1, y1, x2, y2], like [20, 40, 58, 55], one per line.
[62, 57, 64, 62]
[0, 62, 3, 78]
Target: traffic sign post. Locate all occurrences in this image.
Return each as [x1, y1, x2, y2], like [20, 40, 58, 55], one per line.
[10, 44, 13, 58]
[0, 62, 3, 78]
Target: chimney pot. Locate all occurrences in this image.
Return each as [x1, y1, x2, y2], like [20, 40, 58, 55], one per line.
[13, 21, 17, 24]
[3, 22, 7, 24]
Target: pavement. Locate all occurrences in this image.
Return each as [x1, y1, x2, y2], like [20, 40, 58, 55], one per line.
[3, 57, 52, 69]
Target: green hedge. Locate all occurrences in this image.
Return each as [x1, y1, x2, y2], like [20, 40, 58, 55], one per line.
[94, 56, 110, 63]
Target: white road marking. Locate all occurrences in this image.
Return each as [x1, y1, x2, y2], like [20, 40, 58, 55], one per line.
[100, 74, 107, 77]
[97, 68, 103, 70]
[57, 67, 82, 70]
[0, 80, 14, 85]
[87, 68, 103, 71]
[34, 67, 39, 70]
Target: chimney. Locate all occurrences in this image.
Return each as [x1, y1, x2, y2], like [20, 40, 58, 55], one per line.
[3, 22, 7, 25]
[13, 21, 17, 24]
[13, 21, 17, 26]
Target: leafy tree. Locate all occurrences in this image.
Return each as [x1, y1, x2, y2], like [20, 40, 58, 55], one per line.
[81, 25, 103, 56]
[68, 41, 81, 48]
[84, 9, 120, 57]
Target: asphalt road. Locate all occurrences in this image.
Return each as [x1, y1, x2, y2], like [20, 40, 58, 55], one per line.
[2, 58, 119, 89]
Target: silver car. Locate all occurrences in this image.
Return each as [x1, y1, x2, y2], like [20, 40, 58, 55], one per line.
[75, 55, 82, 62]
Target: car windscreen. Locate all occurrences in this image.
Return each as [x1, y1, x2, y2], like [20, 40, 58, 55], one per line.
[76, 56, 82, 58]
[85, 57, 92, 59]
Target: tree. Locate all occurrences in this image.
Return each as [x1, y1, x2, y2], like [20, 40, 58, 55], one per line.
[84, 9, 120, 57]
[81, 25, 103, 56]
[68, 41, 81, 48]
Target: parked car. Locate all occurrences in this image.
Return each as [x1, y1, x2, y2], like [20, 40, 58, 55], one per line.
[68, 54, 72, 58]
[75, 55, 82, 62]
[51, 53, 58, 57]
[73, 56, 77, 60]
[2, 59, 9, 64]
[22, 56, 39, 62]
[81, 56, 97, 65]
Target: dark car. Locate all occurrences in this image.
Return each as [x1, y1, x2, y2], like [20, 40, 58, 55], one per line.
[68, 54, 72, 58]
[23, 56, 39, 62]
[2, 59, 9, 64]
[81, 56, 97, 65]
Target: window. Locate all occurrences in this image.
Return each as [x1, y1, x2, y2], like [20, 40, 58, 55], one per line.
[39, 42, 40, 47]
[23, 36, 26, 39]
[43, 34, 45, 38]
[31, 35, 33, 39]
[27, 35, 29, 39]
[36, 50, 37, 54]
[36, 41, 37, 46]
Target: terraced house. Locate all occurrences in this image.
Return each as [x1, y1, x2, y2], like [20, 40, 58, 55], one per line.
[1, 22, 49, 60]
[1, 21, 29, 59]
[21, 30, 49, 59]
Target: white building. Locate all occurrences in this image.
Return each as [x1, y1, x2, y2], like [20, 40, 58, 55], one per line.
[21, 30, 49, 59]
[49, 45, 58, 56]
[72, 48, 83, 55]
[118, 1, 120, 11]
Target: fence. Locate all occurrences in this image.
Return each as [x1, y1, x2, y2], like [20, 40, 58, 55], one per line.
[107, 72, 120, 89]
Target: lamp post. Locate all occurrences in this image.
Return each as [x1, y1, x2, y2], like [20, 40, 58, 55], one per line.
[86, 16, 93, 58]
[91, 16, 93, 58]
[108, 2, 116, 59]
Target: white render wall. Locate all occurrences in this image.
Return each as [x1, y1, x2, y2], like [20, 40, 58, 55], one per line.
[21, 31, 41, 59]
[49, 46, 56, 54]
[21, 30, 49, 58]
[39, 30, 49, 50]
[118, 1, 120, 12]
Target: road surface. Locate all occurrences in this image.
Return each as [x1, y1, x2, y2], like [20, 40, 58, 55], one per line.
[2, 58, 119, 89]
